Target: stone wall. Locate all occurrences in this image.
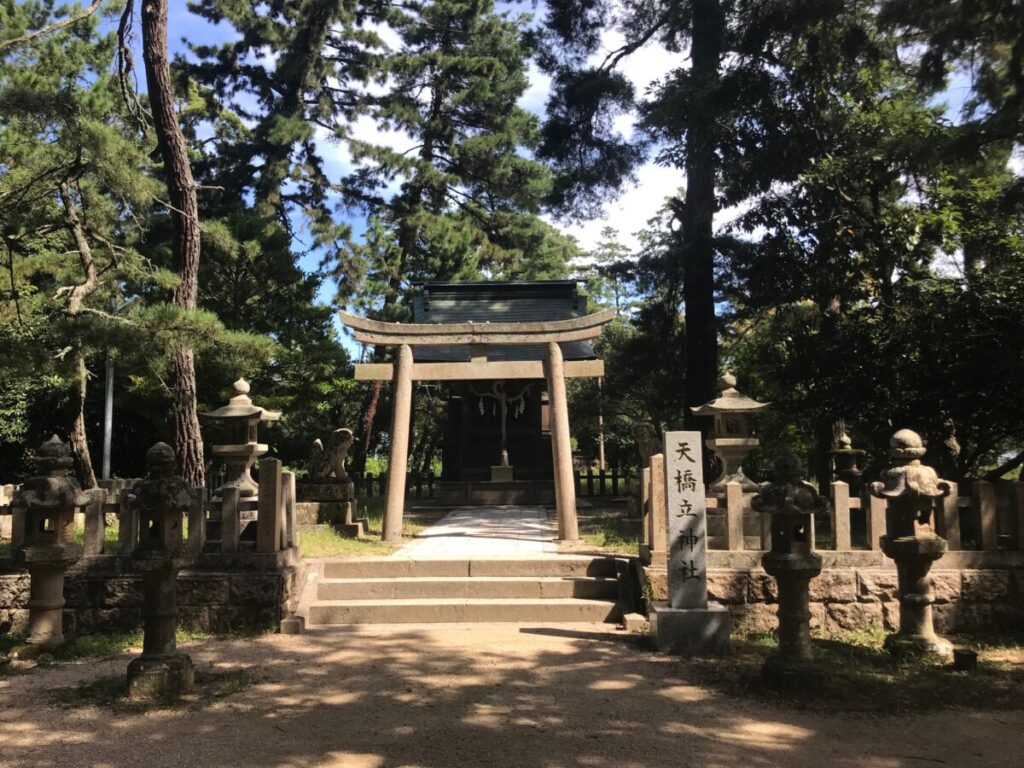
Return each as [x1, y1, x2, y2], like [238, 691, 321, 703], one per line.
[643, 566, 1024, 635]
[0, 551, 301, 637]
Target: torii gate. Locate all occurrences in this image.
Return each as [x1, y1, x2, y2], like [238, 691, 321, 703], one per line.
[340, 308, 616, 543]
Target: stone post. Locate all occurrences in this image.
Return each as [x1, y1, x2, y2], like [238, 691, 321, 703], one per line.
[256, 457, 283, 554]
[126, 443, 195, 700]
[383, 344, 414, 543]
[648, 454, 666, 566]
[648, 431, 730, 655]
[753, 451, 826, 690]
[12, 436, 85, 652]
[871, 429, 953, 659]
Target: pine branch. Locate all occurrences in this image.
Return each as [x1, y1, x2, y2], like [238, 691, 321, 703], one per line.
[0, 0, 102, 52]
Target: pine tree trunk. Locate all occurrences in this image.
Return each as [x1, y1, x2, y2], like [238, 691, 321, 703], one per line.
[140, 0, 205, 486]
[70, 348, 97, 489]
[681, 0, 723, 432]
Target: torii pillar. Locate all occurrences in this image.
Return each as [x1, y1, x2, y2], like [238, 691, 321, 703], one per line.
[383, 344, 413, 543]
[546, 342, 579, 540]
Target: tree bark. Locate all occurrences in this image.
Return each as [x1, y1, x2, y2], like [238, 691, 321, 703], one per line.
[140, 0, 204, 486]
[57, 182, 98, 488]
[681, 0, 723, 436]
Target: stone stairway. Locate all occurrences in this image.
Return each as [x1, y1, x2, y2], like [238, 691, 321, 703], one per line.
[303, 556, 622, 625]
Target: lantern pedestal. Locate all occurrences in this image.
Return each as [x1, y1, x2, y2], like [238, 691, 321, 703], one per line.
[127, 654, 195, 700]
[761, 552, 824, 692]
[880, 534, 952, 658]
[20, 544, 82, 652]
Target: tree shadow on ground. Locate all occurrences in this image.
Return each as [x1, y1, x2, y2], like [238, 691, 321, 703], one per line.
[1, 624, 1022, 768]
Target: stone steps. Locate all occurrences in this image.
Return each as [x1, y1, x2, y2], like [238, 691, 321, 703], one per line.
[309, 597, 621, 625]
[321, 556, 617, 579]
[305, 556, 622, 626]
[316, 576, 619, 601]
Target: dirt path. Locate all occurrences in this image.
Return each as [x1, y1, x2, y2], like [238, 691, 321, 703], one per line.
[1, 624, 1020, 768]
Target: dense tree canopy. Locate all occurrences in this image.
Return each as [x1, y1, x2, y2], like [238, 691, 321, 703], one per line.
[1, 0, 1022, 487]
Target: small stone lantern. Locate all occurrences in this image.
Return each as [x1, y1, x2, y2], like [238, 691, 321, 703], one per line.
[12, 436, 86, 651]
[828, 427, 866, 496]
[201, 377, 280, 499]
[752, 451, 825, 689]
[870, 429, 953, 658]
[690, 373, 770, 492]
[126, 442, 195, 699]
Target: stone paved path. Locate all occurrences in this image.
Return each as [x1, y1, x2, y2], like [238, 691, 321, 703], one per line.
[396, 505, 559, 558]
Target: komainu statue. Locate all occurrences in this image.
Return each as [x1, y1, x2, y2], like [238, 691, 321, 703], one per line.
[309, 428, 354, 483]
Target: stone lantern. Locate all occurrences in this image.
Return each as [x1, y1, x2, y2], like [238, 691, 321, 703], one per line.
[828, 427, 866, 496]
[12, 436, 86, 651]
[201, 377, 280, 499]
[752, 451, 825, 688]
[690, 373, 770, 492]
[126, 442, 195, 699]
[870, 429, 952, 658]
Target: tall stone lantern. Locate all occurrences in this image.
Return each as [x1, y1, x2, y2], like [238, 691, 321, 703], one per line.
[752, 451, 825, 688]
[126, 443, 195, 699]
[829, 427, 866, 496]
[870, 429, 953, 658]
[690, 373, 769, 492]
[12, 436, 86, 651]
[201, 377, 281, 499]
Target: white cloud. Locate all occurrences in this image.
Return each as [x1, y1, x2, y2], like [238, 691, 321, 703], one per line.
[557, 164, 682, 252]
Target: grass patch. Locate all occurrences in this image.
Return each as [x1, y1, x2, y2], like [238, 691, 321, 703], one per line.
[71, 524, 120, 551]
[6, 628, 211, 669]
[297, 498, 435, 558]
[53, 668, 256, 712]
[676, 629, 1024, 714]
[297, 526, 401, 558]
[578, 509, 640, 555]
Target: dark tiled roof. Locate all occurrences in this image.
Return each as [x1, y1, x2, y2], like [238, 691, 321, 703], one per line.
[411, 281, 596, 362]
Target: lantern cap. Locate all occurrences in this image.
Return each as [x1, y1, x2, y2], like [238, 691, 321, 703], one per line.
[690, 373, 770, 416]
[201, 377, 281, 422]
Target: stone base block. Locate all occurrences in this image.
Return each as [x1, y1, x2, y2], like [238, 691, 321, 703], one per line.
[127, 653, 195, 700]
[280, 614, 305, 635]
[621, 612, 648, 632]
[884, 632, 953, 660]
[490, 465, 515, 482]
[762, 655, 824, 694]
[649, 601, 730, 656]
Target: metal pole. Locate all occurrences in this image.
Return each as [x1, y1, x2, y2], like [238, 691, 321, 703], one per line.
[102, 353, 114, 480]
[597, 376, 606, 471]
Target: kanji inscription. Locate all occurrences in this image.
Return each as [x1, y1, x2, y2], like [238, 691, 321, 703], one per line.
[664, 431, 707, 609]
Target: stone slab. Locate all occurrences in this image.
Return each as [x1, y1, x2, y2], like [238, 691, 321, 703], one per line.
[309, 597, 620, 625]
[649, 600, 730, 656]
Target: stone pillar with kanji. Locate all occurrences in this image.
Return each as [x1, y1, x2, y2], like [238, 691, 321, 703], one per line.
[871, 429, 953, 659]
[126, 443, 196, 699]
[648, 431, 730, 655]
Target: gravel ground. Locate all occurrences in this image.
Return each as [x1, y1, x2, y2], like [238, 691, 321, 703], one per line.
[1, 624, 1021, 768]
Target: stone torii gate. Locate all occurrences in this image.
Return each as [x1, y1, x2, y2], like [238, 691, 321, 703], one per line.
[340, 308, 616, 543]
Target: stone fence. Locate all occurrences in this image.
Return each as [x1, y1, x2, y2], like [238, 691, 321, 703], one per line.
[640, 453, 1024, 557]
[0, 458, 301, 637]
[639, 452, 1024, 636]
[1, 458, 298, 558]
